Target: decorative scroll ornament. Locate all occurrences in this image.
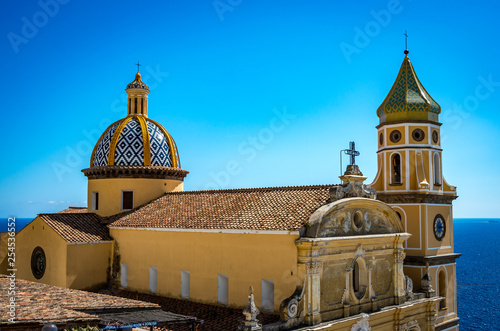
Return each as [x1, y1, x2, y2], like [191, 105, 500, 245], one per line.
[329, 165, 376, 202]
[279, 282, 305, 321]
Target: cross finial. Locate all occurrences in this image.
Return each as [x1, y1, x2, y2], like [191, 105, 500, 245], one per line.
[135, 61, 142, 73]
[404, 30, 409, 55]
[339, 141, 360, 176]
[345, 141, 360, 165]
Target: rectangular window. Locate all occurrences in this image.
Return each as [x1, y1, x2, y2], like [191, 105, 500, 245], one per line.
[121, 264, 128, 288]
[149, 267, 157, 294]
[261, 279, 274, 312]
[122, 191, 133, 210]
[91, 192, 99, 211]
[181, 270, 190, 299]
[218, 274, 228, 305]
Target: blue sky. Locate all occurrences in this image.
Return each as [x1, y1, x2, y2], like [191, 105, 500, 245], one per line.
[1, 0, 499, 218]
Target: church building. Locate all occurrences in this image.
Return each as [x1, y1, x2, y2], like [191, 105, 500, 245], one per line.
[11, 51, 459, 330]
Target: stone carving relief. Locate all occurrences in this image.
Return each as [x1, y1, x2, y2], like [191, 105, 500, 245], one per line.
[405, 275, 414, 301]
[330, 180, 377, 201]
[398, 320, 421, 331]
[279, 281, 305, 321]
[329, 165, 376, 202]
[312, 207, 398, 238]
[351, 313, 371, 331]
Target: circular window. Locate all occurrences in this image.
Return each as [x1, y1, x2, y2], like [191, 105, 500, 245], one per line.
[412, 128, 425, 142]
[353, 210, 364, 230]
[433, 214, 446, 241]
[389, 130, 402, 143]
[31, 246, 46, 279]
[432, 130, 439, 144]
[379, 133, 384, 145]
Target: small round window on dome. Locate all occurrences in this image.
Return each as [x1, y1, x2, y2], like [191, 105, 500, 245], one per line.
[390, 130, 402, 143]
[412, 129, 425, 142]
[432, 130, 439, 144]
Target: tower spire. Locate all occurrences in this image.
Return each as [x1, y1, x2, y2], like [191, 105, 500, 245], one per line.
[404, 30, 409, 55]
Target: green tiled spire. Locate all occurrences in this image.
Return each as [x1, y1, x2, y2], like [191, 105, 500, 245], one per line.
[377, 55, 440, 124]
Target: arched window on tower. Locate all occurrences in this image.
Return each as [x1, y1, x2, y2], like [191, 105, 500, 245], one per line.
[391, 153, 402, 185]
[434, 153, 442, 186]
[352, 258, 367, 300]
[439, 270, 447, 309]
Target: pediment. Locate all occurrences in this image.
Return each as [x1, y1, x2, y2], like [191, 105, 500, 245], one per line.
[303, 198, 404, 238]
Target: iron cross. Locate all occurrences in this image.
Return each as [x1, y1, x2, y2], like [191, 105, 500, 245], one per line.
[345, 141, 360, 165]
[135, 61, 142, 73]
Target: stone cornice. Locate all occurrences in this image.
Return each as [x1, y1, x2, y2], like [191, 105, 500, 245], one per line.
[404, 253, 462, 266]
[376, 120, 442, 129]
[377, 193, 457, 204]
[82, 166, 189, 180]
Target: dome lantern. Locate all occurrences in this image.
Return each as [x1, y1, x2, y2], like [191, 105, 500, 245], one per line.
[126, 69, 150, 117]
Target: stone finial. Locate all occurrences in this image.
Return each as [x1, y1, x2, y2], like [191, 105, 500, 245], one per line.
[238, 286, 262, 331]
[420, 263, 435, 298]
[329, 165, 377, 202]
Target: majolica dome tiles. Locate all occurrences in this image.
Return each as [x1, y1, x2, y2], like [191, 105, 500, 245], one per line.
[91, 116, 179, 168]
[377, 55, 440, 123]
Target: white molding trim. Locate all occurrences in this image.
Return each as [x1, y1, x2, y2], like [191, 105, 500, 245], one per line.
[109, 227, 300, 235]
[384, 151, 387, 192]
[405, 148, 410, 191]
[67, 241, 113, 245]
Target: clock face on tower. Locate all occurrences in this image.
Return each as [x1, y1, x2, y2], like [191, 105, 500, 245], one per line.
[433, 214, 446, 240]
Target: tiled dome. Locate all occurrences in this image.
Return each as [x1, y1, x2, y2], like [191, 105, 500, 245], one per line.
[90, 116, 180, 167]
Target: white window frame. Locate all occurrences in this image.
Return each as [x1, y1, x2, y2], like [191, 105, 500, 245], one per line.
[120, 264, 128, 288]
[91, 191, 99, 211]
[149, 267, 157, 293]
[261, 279, 274, 312]
[218, 274, 229, 305]
[181, 270, 190, 299]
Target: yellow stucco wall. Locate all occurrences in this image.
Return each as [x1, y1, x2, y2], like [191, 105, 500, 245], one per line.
[110, 228, 300, 311]
[87, 178, 184, 216]
[15, 217, 67, 287]
[66, 242, 112, 290]
[0, 233, 10, 274]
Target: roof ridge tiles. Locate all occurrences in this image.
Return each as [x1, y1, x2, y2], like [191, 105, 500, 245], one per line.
[164, 183, 337, 195]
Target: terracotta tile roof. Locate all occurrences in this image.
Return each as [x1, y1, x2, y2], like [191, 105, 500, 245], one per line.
[57, 206, 88, 213]
[110, 185, 333, 231]
[0, 275, 159, 326]
[39, 213, 112, 243]
[100, 288, 280, 331]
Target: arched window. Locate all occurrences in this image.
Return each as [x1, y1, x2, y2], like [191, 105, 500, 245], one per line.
[434, 153, 442, 186]
[439, 270, 447, 309]
[352, 258, 367, 300]
[391, 153, 402, 185]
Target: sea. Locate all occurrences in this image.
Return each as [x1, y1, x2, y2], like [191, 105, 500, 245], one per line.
[1, 217, 498, 330]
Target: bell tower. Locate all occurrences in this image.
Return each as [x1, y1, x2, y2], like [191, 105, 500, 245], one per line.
[370, 51, 460, 330]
